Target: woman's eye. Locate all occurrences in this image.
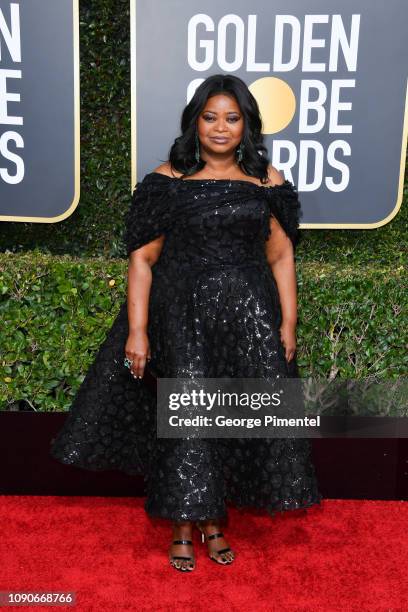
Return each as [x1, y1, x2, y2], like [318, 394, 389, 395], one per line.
[203, 116, 240, 122]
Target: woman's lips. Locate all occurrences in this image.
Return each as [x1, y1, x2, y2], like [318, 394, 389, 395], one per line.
[210, 137, 229, 143]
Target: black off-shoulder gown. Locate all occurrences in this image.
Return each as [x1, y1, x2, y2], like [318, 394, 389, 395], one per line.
[50, 172, 322, 521]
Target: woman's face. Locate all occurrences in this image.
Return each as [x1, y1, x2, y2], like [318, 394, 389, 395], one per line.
[196, 94, 244, 158]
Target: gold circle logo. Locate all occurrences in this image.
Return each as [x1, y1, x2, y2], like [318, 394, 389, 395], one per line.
[249, 77, 296, 134]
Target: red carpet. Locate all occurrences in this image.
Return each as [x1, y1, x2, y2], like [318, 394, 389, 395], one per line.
[0, 496, 406, 611]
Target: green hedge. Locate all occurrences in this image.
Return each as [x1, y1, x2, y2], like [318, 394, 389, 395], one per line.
[0, 252, 406, 411]
[0, 0, 406, 265]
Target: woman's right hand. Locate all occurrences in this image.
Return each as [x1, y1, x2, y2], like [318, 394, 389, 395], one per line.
[125, 329, 151, 379]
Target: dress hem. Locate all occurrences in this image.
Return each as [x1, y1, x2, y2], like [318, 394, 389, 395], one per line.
[144, 494, 323, 522]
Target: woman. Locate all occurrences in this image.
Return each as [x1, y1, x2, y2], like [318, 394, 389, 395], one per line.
[50, 74, 322, 572]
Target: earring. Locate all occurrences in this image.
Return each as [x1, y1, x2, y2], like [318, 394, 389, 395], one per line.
[236, 142, 244, 163]
[195, 131, 200, 162]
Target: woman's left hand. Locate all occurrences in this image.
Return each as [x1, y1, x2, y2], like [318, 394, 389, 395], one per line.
[279, 321, 297, 363]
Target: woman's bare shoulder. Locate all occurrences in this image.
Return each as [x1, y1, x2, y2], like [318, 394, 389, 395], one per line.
[152, 162, 183, 178]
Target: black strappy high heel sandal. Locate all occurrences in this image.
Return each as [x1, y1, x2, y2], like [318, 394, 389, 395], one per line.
[168, 538, 195, 572]
[196, 522, 235, 565]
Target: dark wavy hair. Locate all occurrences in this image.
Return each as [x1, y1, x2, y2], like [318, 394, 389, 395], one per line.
[166, 74, 271, 183]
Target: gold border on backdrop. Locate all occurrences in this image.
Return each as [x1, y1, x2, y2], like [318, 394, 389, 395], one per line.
[0, 0, 80, 223]
[130, 0, 407, 229]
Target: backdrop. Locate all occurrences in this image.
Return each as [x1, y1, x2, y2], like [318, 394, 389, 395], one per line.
[131, 0, 408, 227]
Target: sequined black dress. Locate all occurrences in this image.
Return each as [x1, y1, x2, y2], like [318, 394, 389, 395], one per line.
[50, 172, 322, 521]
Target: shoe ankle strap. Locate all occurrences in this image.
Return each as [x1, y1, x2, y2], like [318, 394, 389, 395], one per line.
[206, 532, 224, 541]
[173, 539, 193, 545]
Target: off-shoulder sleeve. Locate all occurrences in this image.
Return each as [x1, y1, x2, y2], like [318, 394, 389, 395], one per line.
[263, 180, 302, 249]
[124, 175, 173, 256]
